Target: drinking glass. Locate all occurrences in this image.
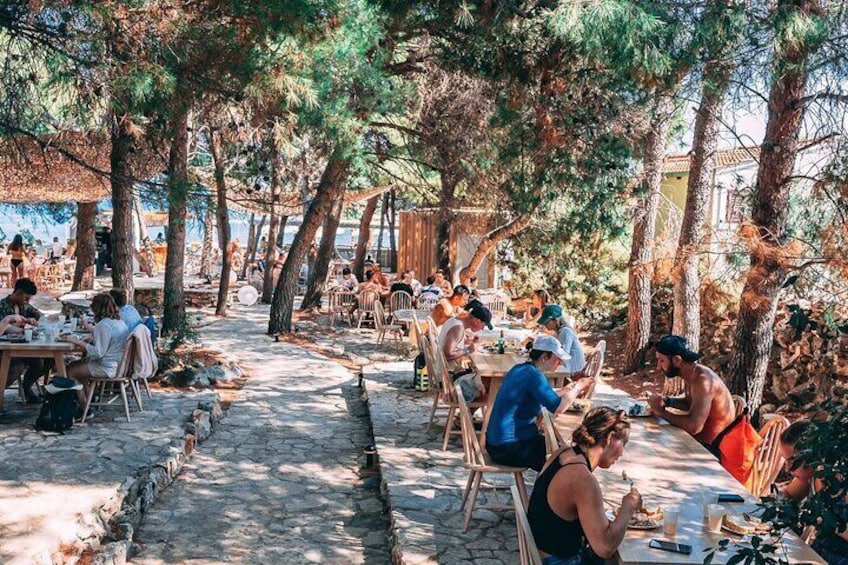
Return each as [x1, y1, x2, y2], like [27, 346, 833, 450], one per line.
[707, 504, 725, 533]
[701, 489, 715, 519]
[663, 506, 680, 537]
[24, 329, 33, 342]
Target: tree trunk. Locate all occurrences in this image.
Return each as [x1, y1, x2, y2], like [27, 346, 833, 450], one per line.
[162, 105, 190, 335]
[246, 215, 266, 280]
[269, 149, 350, 334]
[199, 201, 215, 279]
[132, 192, 156, 277]
[388, 188, 397, 272]
[376, 191, 387, 262]
[671, 61, 731, 351]
[262, 148, 283, 304]
[352, 195, 379, 279]
[728, 1, 813, 412]
[624, 93, 676, 373]
[72, 201, 97, 291]
[301, 191, 345, 310]
[244, 213, 256, 279]
[110, 113, 136, 297]
[210, 129, 232, 317]
[459, 214, 532, 285]
[436, 174, 456, 277]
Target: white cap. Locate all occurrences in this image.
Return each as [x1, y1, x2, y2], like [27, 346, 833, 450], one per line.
[532, 334, 571, 363]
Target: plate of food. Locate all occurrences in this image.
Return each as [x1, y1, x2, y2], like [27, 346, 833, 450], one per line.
[721, 514, 772, 536]
[627, 402, 652, 417]
[566, 399, 590, 413]
[606, 506, 663, 530]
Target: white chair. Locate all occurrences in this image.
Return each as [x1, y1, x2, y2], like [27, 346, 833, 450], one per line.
[579, 339, 606, 400]
[81, 335, 143, 422]
[732, 394, 747, 418]
[540, 408, 567, 459]
[357, 291, 380, 328]
[389, 290, 414, 320]
[663, 376, 686, 397]
[328, 290, 356, 326]
[455, 383, 528, 532]
[417, 293, 440, 311]
[511, 484, 543, 565]
[374, 301, 403, 349]
[749, 415, 790, 498]
[487, 298, 508, 320]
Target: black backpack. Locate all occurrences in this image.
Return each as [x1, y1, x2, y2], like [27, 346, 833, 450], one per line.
[35, 390, 79, 433]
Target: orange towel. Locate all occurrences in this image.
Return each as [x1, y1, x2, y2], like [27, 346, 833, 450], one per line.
[712, 413, 762, 491]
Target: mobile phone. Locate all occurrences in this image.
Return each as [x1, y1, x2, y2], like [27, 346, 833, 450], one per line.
[717, 493, 745, 503]
[649, 539, 693, 555]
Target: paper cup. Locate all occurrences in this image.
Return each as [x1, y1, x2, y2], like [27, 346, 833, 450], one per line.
[663, 506, 680, 536]
[24, 329, 33, 342]
[707, 504, 725, 533]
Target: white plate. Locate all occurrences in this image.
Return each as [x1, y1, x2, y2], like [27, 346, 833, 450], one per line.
[605, 509, 661, 530]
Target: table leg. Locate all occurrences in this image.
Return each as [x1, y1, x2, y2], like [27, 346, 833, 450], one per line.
[53, 352, 68, 378]
[0, 351, 11, 411]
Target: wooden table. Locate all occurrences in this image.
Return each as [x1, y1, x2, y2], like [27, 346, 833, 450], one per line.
[469, 351, 572, 445]
[0, 341, 75, 411]
[553, 389, 825, 565]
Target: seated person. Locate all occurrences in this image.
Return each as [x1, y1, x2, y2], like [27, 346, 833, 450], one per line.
[523, 289, 551, 328]
[538, 305, 586, 373]
[528, 407, 641, 564]
[431, 284, 470, 327]
[64, 293, 130, 406]
[337, 267, 359, 292]
[486, 334, 594, 471]
[0, 278, 45, 402]
[434, 270, 452, 296]
[646, 335, 761, 490]
[779, 420, 848, 564]
[419, 275, 443, 298]
[371, 264, 391, 289]
[389, 271, 415, 296]
[358, 270, 386, 296]
[109, 288, 143, 332]
[408, 269, 422, 296]
[438, 302, 493, 401]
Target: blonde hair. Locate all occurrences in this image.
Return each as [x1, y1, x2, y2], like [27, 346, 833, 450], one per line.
[91, 293, 121, 322]
[572, 407, 630, 447]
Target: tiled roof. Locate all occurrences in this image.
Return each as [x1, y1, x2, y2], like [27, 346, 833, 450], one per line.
[662, 146, 760, 174]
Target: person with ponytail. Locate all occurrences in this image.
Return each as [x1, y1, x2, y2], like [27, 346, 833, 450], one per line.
[528, 407, 641, 565]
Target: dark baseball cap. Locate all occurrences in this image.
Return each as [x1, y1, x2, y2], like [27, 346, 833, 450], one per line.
[655, 335, 701, 362]
[537, 304, 563, 325]
[467, 303, 493, 330]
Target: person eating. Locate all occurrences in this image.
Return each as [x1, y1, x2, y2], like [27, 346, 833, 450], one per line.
[537, 305, 586, 374]
[645, 335, 761, 490]
[528, 407, 641, 564]
[485, 334, 594, 471]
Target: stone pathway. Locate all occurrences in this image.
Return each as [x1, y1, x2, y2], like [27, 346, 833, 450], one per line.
[131, 305, 391, 564]
[365, 362, 521, 564]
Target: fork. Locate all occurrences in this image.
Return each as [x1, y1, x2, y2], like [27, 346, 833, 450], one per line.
[622, 470, 634, 488]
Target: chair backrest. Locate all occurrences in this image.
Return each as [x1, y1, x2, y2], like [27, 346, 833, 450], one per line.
[541, 408, 566, 459]
[579, 340, 606, 399]
[454, 383, 485, 467]
[115, 334, 137, 380]
[359, 290, 380, 313]
[373, 301, 389, 330]
[662, 376, 686, 397]
[419, 334, 445, 393]
[329, 290, 356, 311]
[389, 290, 413, 313]
[418, 293, 440, 310]
[750, 415, 790, 497]
[732, 394, 747, 418]
[488, 299, 508, 320]
[511, 484, 543, 565]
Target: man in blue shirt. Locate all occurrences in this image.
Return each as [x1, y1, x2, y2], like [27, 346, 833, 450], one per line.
[109, 288, 143, 332]
[486, 335, 594, 471]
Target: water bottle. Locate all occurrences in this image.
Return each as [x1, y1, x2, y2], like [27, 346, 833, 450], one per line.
[497, 330, 505, 354]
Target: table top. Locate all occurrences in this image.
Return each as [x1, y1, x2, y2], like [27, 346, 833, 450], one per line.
[554, 389, 825, 565]
[469, 351, 572, 379]
[0, 340, 76, 352]
[391, 309, 433, 323]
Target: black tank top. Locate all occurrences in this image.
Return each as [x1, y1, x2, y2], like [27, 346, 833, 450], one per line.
[527, 446, 592, 559]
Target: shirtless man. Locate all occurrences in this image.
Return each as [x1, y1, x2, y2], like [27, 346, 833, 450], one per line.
[645, 335, 760, 489]
[438, 302, 492, 374]
[431, 284, 470, 327]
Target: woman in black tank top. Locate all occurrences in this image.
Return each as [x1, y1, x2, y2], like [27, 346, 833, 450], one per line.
[527, 407, 642, 565]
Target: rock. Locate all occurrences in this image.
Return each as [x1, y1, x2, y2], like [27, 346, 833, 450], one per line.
[165, 367, 211, 388]
[787, 383, 816, 407]
[91, 540, 130, 565]
[196, 364, 241, 383]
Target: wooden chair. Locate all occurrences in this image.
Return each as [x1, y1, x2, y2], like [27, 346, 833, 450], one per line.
[487, 298, 508, 320]
[662, 376, 686, 397]
[81, 336, 143, 422]
[732, 394, 747, 418]
[511, 484, 543, 565]
[420, 333, 447, 432]
[455, 383, 528, 532]
[578, 339, 606, 400]
[356, 290, 380, 328]
[374, 301, 403, 349]
[749, 415, 790, 498]
[388, 290, 414, 320]
[328, 290, 356, 326]
[417, 293, 440, 311]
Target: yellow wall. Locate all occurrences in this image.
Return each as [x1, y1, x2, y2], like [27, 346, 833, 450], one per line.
[657, 173, 689, 235]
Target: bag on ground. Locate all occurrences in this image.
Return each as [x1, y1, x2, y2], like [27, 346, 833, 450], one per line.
[35, 389, 79, 433]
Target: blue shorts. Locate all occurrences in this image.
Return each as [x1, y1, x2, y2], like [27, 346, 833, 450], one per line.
[542, 554, 581, 565]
